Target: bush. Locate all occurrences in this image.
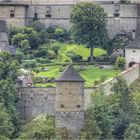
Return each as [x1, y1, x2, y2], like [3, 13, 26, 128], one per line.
[22, 61, 37, 69]
[66, 52, 83, 62]
[33, 77, 43, 84]
[36, 58, 51, 64]
[94, 80, 100, 86]
[34, 49, 48, 58]
[50, 41, 61, 55]
[71, 54, 83, 62]
[28, 20, 46, 32]
[115, 56, 126, 70]
[55, 27, 64, 36]
[100, 75, 107, 83]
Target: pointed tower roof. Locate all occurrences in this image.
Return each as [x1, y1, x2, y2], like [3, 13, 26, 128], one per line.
[55, 65, 85, 82]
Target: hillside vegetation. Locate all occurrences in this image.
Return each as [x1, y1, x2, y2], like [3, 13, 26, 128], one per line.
[56, 43, 107, 62]
[35, 65, 120, 87]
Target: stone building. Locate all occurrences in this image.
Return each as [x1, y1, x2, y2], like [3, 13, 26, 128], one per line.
[125, 37, 140, 67]
[55, 65, 85, 137]
[16, 74, 33, 87]
[0, 20, 10, 52]
[0, 0, 140, 39]
[16, 63, 140, 137]
[0, 20, 15, 54]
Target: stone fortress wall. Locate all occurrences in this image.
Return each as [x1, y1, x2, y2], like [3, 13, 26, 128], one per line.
[17, 64, 140, 120]
[0, 0, 140, 38]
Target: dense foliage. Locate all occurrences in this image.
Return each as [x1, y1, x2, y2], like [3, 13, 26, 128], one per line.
[9, 21, 70, 62]
[19, 114, 68, 139]
[0, 52, 21, 139]
[82, 77, 140, 139]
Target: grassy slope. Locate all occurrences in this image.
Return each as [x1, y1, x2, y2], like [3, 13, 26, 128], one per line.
[36, 65, 120, 87]
[57, 44, 107, 62]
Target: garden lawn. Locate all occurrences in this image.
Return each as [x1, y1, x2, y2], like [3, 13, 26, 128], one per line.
[36, 65, 120, 87]
[57, 43, 107, 62]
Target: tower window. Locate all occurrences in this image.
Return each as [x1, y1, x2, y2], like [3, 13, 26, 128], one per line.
[77, 105, 81, 108]
[1, 41, 7, 51]
[34, 13, 38, 20]
[114, 5, 120, 12]
[114, 13, 120, 17]
[33, 7, 38, 20]
[10, 6, 15, 18]
[114, 5, 120, 17]
[60, 105, 64, 108]
[46, 6, 51, 18]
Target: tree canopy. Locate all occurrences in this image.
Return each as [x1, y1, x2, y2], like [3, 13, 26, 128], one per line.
[0, 52, 21, 139]
[70, 2, 108, 62]
[82, 77, 137, 139]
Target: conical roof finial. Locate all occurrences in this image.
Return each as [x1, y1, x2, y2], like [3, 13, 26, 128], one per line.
[55, 64, 85, 82]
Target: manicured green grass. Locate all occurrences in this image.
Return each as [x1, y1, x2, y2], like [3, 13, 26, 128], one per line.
[57, 44, 107, 62]
[36, 65, 120, 87]
[37, 66, 60, 77]
[35, 83, 55, 87]
[79, 65, 119, 87]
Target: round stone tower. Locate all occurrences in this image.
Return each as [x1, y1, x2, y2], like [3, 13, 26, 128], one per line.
[55, 65, 85, 138]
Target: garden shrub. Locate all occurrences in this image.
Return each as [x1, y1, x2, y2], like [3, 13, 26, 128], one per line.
[28, 20, 46, 32]
[50, 41, 61, 55]
[34, 49, 48, 58]
[22, 61, 37, 69]
[66, 51, 83, 62]
[100, 75, 107, 83]
[94, 80, 100, 86]
[115, 56, 126, 70]
[33, 77, 43, 84]
[36, 58, 51, 64]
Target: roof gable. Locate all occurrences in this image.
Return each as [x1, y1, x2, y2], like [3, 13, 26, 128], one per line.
[55, 65, 85, 82]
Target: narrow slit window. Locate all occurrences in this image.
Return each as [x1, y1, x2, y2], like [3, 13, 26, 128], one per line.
[60, 105, 64, 108]
[46, 6, 51, 18]
[77, 105, 81, 108]
[10, 6, 15, 18]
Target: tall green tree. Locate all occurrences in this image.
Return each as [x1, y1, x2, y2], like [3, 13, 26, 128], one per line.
[70, 2, 108, 62]
[83, 92, 113, 139]
[0, 52, 19, 81]
[0, 103, 14, 139]
[111, 77, 135, 139]
[0, 52, 21, 138]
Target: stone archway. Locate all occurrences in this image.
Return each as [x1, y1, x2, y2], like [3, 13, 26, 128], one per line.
[129, 62, 136, 68]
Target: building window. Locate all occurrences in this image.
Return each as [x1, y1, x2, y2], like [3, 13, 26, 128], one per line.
[60, 93, 62, 95]
[69, 92, 72, 95]
[114, 5, 120, 17]
[114, 5, 120, 12]
[33, 13, 38, 21]
[10, 6, 15, 18]
[133, 50, 135, 53]
[33, 7, 38, 21]
[1, 41, 7, 51]
[60, 105, 64, 108]
[77, 105, 81, 108]
[46, 6, 51, 18]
